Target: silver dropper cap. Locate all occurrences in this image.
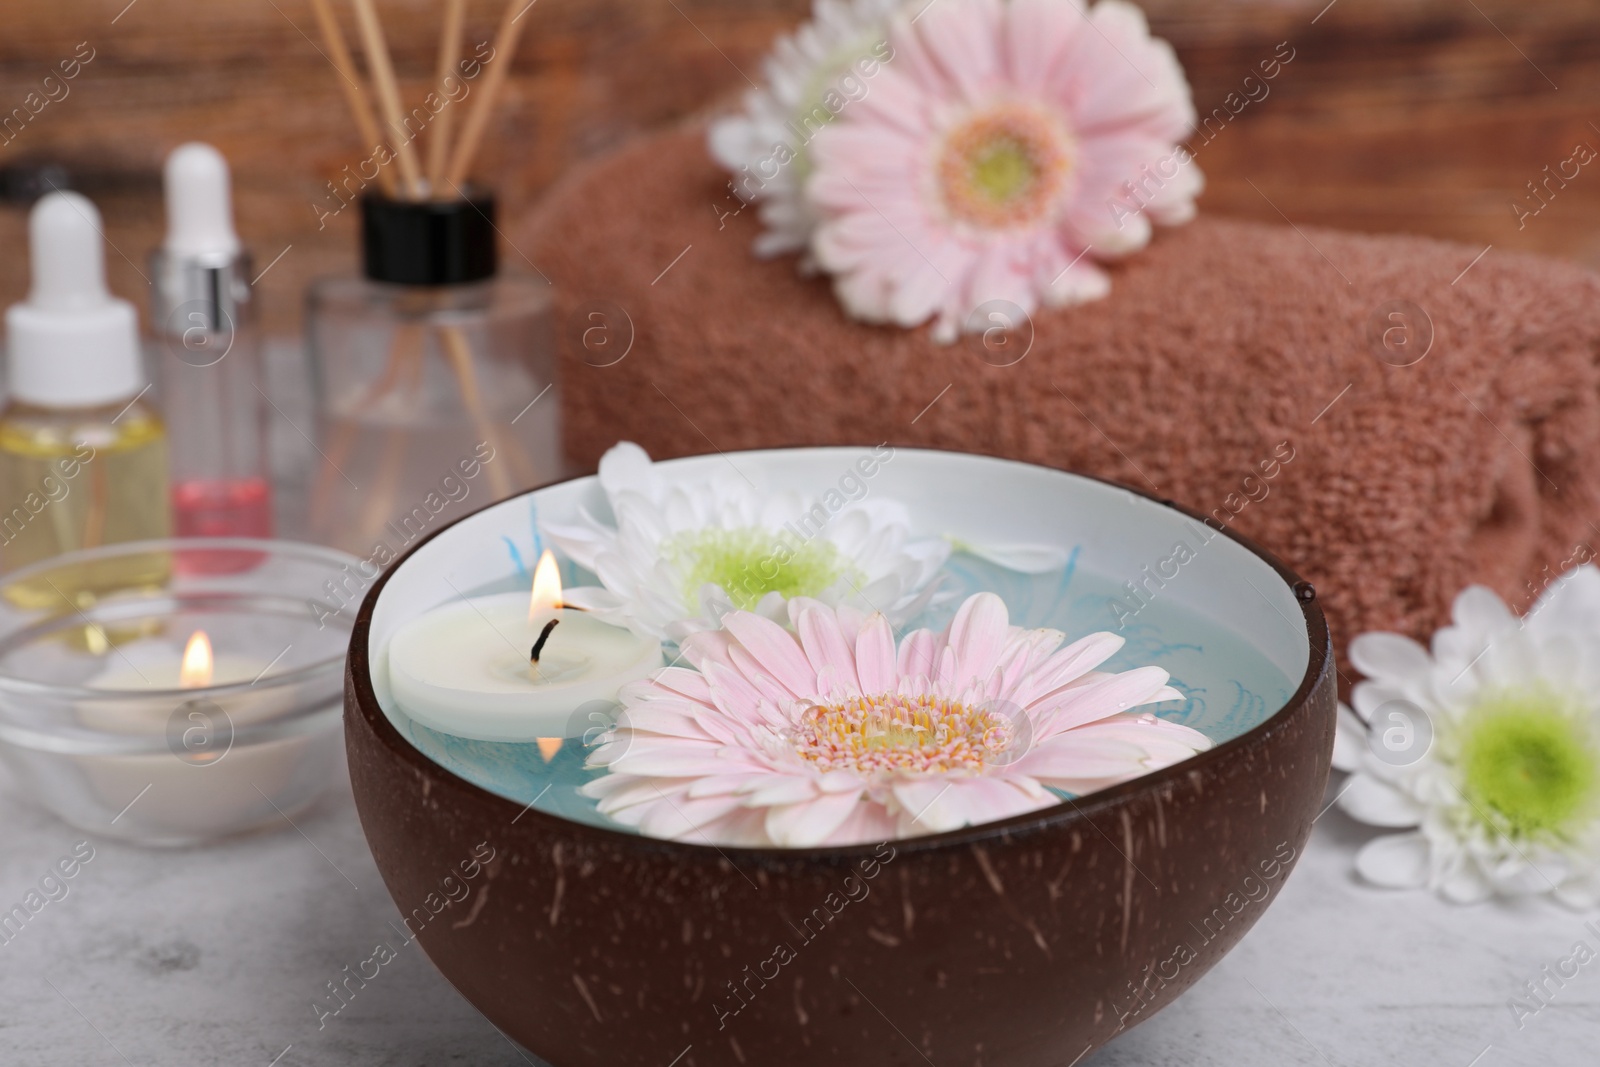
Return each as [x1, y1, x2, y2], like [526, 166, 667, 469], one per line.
[151, 143, 253, 345]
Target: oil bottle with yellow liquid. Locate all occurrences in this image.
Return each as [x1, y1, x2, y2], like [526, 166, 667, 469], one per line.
[0, 191, 170, 613]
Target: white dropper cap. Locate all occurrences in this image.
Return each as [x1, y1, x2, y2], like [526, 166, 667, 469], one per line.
[164, 142, 240, 259]
[5, 191, 143, 408]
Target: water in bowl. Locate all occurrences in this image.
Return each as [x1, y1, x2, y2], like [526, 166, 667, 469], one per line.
[391, 551, 1299, 832]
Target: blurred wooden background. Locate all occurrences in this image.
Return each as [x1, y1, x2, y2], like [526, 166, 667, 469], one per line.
[0, 0, 1597, 336]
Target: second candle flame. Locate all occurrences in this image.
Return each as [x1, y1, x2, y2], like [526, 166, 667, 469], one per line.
[529, 549, 563, 620]
[179, 630, 214, 689]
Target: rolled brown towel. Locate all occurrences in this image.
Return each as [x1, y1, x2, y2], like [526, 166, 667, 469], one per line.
[520, 124, 1600, 667]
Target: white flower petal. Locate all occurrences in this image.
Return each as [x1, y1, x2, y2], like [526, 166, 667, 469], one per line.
[1438, 862, 1494, 905]
[1527, 563, 1600, 638]
[1355, 832, 1432, 889]
[1348, 682, 1400, 723]
[597, 441, 656, 499]
[1482, 853, 1566, 897]
[704, 0, 906, 255]
[1553, 877, 1600, 910]
[1450, 584, 1518, 641]
[1338, 774, 1425, 828]
[1348, 632, 1432, 686]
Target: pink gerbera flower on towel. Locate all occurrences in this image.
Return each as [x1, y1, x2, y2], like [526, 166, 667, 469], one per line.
[806, 0, 1200, 341]
[583, 591, 1210, 847]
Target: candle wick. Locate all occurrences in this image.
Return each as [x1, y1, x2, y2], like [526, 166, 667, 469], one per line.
[530, 618, 560, 663]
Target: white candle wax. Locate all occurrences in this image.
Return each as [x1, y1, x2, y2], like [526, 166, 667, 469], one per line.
[70, 632, 324, 840]
[91, 654, 264, 689]
[80, 640, 288, 734]
[387, 592, 662, 742]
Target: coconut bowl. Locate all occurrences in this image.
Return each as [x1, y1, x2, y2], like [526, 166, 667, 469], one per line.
[346, 446, 1335, 1066]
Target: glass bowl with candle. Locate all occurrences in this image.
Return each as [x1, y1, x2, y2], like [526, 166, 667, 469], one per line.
[346, 446, 1336, 1067]
[0, 538, 361, 846]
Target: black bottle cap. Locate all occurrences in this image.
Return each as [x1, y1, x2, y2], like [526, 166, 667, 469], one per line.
[361, 191, 497, 285]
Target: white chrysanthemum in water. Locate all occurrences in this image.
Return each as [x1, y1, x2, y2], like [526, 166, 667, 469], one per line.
[542, 442, 948, 642]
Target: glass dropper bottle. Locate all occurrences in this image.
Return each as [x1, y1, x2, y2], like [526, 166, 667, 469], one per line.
[0, 191, 170, 591]
[150, 143, 273, 539]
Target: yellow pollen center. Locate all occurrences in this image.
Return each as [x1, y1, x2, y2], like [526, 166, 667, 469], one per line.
[937, 103, 1073, 228]
[791, 693, 1014, 775]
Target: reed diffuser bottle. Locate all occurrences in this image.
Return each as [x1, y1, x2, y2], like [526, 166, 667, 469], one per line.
[306, 193, 556, 557]
[0, 192, 170, 578]
[304, 0, 558, 558]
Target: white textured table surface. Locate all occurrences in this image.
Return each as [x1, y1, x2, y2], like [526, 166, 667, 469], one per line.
[1, 769, 1595, 1067]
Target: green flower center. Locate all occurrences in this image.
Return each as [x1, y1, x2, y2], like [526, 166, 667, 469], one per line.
[661, 527, 855, 612]
[970, 140, 1036, 204]
[937, 103, 1073, 228]
[1457, 691, 1600, 841]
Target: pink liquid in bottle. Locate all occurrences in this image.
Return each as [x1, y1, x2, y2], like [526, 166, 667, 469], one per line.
[174, 476, 273, 537]
[173, 477, 274, 575]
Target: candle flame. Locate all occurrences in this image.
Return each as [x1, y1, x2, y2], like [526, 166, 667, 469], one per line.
[179, 630, 214, 689]
[530, 549, 563, 619]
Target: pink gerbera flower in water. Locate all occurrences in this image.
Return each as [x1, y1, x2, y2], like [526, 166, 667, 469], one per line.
[583, 592, 1211, 847]
[806, 0, 1200, 342]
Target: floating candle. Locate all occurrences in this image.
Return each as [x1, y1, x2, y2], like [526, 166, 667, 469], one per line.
[88, 629, 266, 693]
[80, 629, 289, 736]
[67, 624, 308, 838]
[387, 550, 663, 742]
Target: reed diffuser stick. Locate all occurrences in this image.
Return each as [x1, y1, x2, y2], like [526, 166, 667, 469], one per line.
[307, 322, 421, 534]
[426, 0, 468, 193]
[355, 332, 427, 545]
[439, 326, 515, 499]
[305, 0, 540, 539]
[443, 0, 532, 188]
[308, 0, 398, 197]
[349, 0, 426, 198]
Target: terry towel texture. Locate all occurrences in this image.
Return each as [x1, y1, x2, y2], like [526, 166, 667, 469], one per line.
[522, 125, 1600, 662]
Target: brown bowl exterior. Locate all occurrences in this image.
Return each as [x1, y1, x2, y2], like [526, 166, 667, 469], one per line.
[346, 471, 1337, 1067]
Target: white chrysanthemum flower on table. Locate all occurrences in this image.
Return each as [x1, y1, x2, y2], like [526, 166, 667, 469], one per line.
[541, 442, 949, 642]
[583, 592, 1210, 846]
[804, 0, 1202, 342]
[708, 0, 908, 261]
[1332, 567, 1600, 906]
